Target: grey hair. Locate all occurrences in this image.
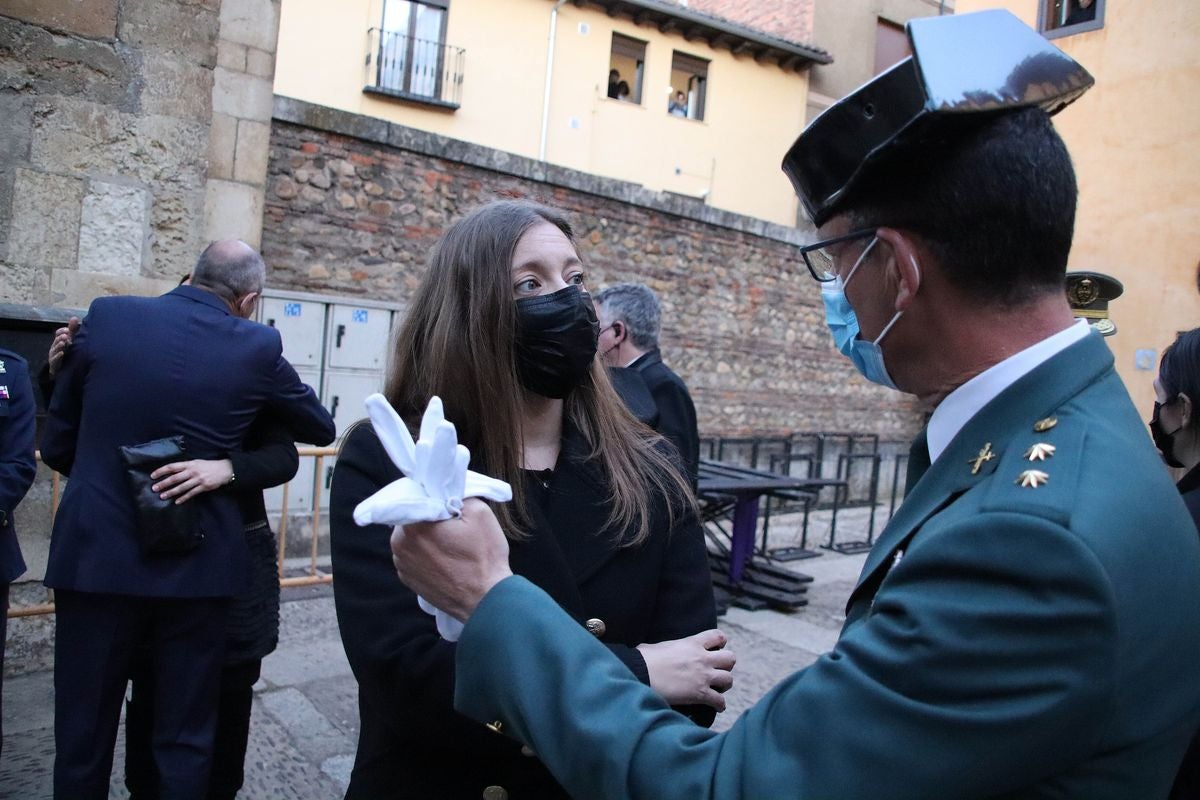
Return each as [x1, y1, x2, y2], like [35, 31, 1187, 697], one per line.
[594, 282, 661, 350]
[191, 240, 266, 300]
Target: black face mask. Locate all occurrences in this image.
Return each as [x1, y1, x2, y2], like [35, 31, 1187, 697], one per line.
[1150, 400, 1185, 469]
[514, 286, 599, 399]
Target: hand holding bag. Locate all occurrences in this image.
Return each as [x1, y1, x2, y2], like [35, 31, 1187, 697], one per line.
[119, 436, 206, 555]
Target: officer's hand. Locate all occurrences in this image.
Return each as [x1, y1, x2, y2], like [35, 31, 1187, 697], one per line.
[637, 630, 736, 711]
[46, 316, 81, 377]
[151, 458, 235, 504]
[390, 498, 514, 622]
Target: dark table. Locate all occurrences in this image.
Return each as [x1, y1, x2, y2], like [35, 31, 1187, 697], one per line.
[697, 459, 847, 609]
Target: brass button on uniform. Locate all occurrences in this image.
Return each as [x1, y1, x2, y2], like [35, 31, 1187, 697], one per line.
[485, 720, 503, 734]
[482, 785, 508, 800]
[585, 618, 606, 637]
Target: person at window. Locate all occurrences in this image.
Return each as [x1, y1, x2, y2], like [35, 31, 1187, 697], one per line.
[616, 80, 631, 102]
[1064, 0, 1096, 27]
[329, 200, 732, 799]
[607, 69, 621, 99]
[668, 91, 688, 117]
[1149, 329, 1200, 800]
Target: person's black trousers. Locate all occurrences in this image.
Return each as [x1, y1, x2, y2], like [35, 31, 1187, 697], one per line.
[52, 590, 228, 800]
[126, 657, 263, 800]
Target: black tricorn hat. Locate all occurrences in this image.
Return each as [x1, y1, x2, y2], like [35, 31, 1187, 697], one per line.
[782, 9, 1094, 226]
[1066, 271, 1124, 337]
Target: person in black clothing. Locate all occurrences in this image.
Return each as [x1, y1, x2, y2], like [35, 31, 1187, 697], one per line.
[595, 283, 700, 487]
[329, 200, 731, 799]
[606, 68, 620, 99]
[1151, 328, 1200, 800]
[44, 300, 330, 800]
[1064, 0, 1096, 27]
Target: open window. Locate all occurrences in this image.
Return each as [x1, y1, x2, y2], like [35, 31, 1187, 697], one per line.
[873, 18, 910, 76]
[608, 33, 646, 104]
[1039, 0, 1104, 38]
[378, 0, 450, 99]
[669, 51, 708, 121]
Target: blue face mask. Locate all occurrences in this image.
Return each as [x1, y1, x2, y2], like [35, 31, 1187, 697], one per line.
[820, 237, 907, 390]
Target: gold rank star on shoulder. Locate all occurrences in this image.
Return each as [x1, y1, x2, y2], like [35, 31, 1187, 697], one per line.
[1016, 469, 1050, 489]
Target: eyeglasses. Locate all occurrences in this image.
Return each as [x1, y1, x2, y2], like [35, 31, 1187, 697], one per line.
[798, 228, 877, 282]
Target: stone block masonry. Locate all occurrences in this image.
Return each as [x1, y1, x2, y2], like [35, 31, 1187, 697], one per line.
[265, 98, 923, 440]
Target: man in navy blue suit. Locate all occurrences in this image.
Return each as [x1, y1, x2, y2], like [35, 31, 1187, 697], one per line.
[40, 240, 336, 799]
[0, 346, 37, 761]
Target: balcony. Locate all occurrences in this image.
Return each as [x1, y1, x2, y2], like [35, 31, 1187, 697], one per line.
[365, 28, 465, 111]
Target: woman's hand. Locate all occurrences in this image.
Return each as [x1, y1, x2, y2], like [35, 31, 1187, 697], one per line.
[637, 629, 736, 711]
[47, 316, 81, 377]
[151, 459, 235, 504]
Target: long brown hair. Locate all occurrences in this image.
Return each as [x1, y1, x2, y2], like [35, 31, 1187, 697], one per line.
[384, 200, 694, 545]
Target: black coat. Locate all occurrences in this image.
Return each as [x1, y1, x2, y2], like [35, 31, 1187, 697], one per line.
[631, 349, 700, 486]
[1171, 465, 1200, 800]
[329, 421, 717, 800]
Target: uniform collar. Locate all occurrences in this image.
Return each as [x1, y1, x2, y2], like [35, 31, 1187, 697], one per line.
[849, 330, 1115, 608]
[927, 320, 1090, 463]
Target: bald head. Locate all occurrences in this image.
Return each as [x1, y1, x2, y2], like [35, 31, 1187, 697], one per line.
[192, 240, 266, 306]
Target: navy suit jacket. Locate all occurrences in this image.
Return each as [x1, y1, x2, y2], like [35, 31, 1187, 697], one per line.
[632, 349, 699, 485]
[0, 349, 35, 584]
[40, 286, 335, 598]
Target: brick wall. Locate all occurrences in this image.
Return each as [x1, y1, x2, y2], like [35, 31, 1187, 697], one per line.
[263, 98, 924, 442]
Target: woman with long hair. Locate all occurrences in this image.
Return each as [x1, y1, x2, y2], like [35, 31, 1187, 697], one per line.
[329, 200, 733, 799]
[1152, 328, 1200, 800]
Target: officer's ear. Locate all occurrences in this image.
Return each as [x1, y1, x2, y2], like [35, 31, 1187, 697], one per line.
[874, 227, 922, 313]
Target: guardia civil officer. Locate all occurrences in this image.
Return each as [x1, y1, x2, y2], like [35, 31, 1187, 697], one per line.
[0, 347, 36, 760]
[388, 10, 1200, 800]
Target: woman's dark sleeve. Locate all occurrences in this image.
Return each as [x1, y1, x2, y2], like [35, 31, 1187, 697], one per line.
[649, 503, 721, 727]
[227, 418, 300, 491]
[329, 423, 469, 738]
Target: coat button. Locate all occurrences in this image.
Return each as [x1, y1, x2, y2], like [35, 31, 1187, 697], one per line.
[585, 618, 606, 637]
[482, 786, 508, 800]
[520, 744, 536, 757]
[485, 720, 503, 734]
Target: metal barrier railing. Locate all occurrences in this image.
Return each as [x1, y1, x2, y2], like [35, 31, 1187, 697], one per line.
[9, 446, 340, 617]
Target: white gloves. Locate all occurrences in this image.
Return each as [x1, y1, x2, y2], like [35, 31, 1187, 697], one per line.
[353, 393, 512, 641]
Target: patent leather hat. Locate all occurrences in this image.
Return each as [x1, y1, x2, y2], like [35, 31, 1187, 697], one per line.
[783, 9, 1094, 226]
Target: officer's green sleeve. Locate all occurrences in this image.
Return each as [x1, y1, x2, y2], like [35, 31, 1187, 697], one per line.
[454, 511, 1116, 800]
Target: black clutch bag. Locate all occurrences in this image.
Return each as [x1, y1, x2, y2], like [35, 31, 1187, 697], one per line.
[119, 436, 205, 555]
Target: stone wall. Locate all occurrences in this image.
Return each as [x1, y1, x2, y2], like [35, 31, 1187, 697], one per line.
[264, 98, 924, 441]
[0, 0, 280, 308]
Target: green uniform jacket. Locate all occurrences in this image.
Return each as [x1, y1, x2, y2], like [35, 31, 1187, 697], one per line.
[455, 332, 1200, 799]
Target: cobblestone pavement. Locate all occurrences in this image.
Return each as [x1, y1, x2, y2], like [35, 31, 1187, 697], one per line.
[0, 508, 880, 799]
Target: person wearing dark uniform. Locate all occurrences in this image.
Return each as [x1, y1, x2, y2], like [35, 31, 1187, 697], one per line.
[1149, 328, 1200, 800]
[596, 283, 700, 486]
[388, 11, 1200, 799]
[40, 241, 335, 799]
[41, 307, 318, 800]
[0, 348, 36, 761]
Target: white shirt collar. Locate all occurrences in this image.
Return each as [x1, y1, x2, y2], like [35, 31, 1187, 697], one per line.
[927, 320, 1092, 463]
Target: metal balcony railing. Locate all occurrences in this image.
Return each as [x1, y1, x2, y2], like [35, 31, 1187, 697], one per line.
[366, 28, 465, 109]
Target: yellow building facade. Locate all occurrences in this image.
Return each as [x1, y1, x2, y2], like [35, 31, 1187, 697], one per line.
[955, 0, 1200, 418]
[274, 0, 827, 226]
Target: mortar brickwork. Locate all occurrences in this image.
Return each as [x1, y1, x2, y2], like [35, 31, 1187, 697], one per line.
[262, 99, 923, 441]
